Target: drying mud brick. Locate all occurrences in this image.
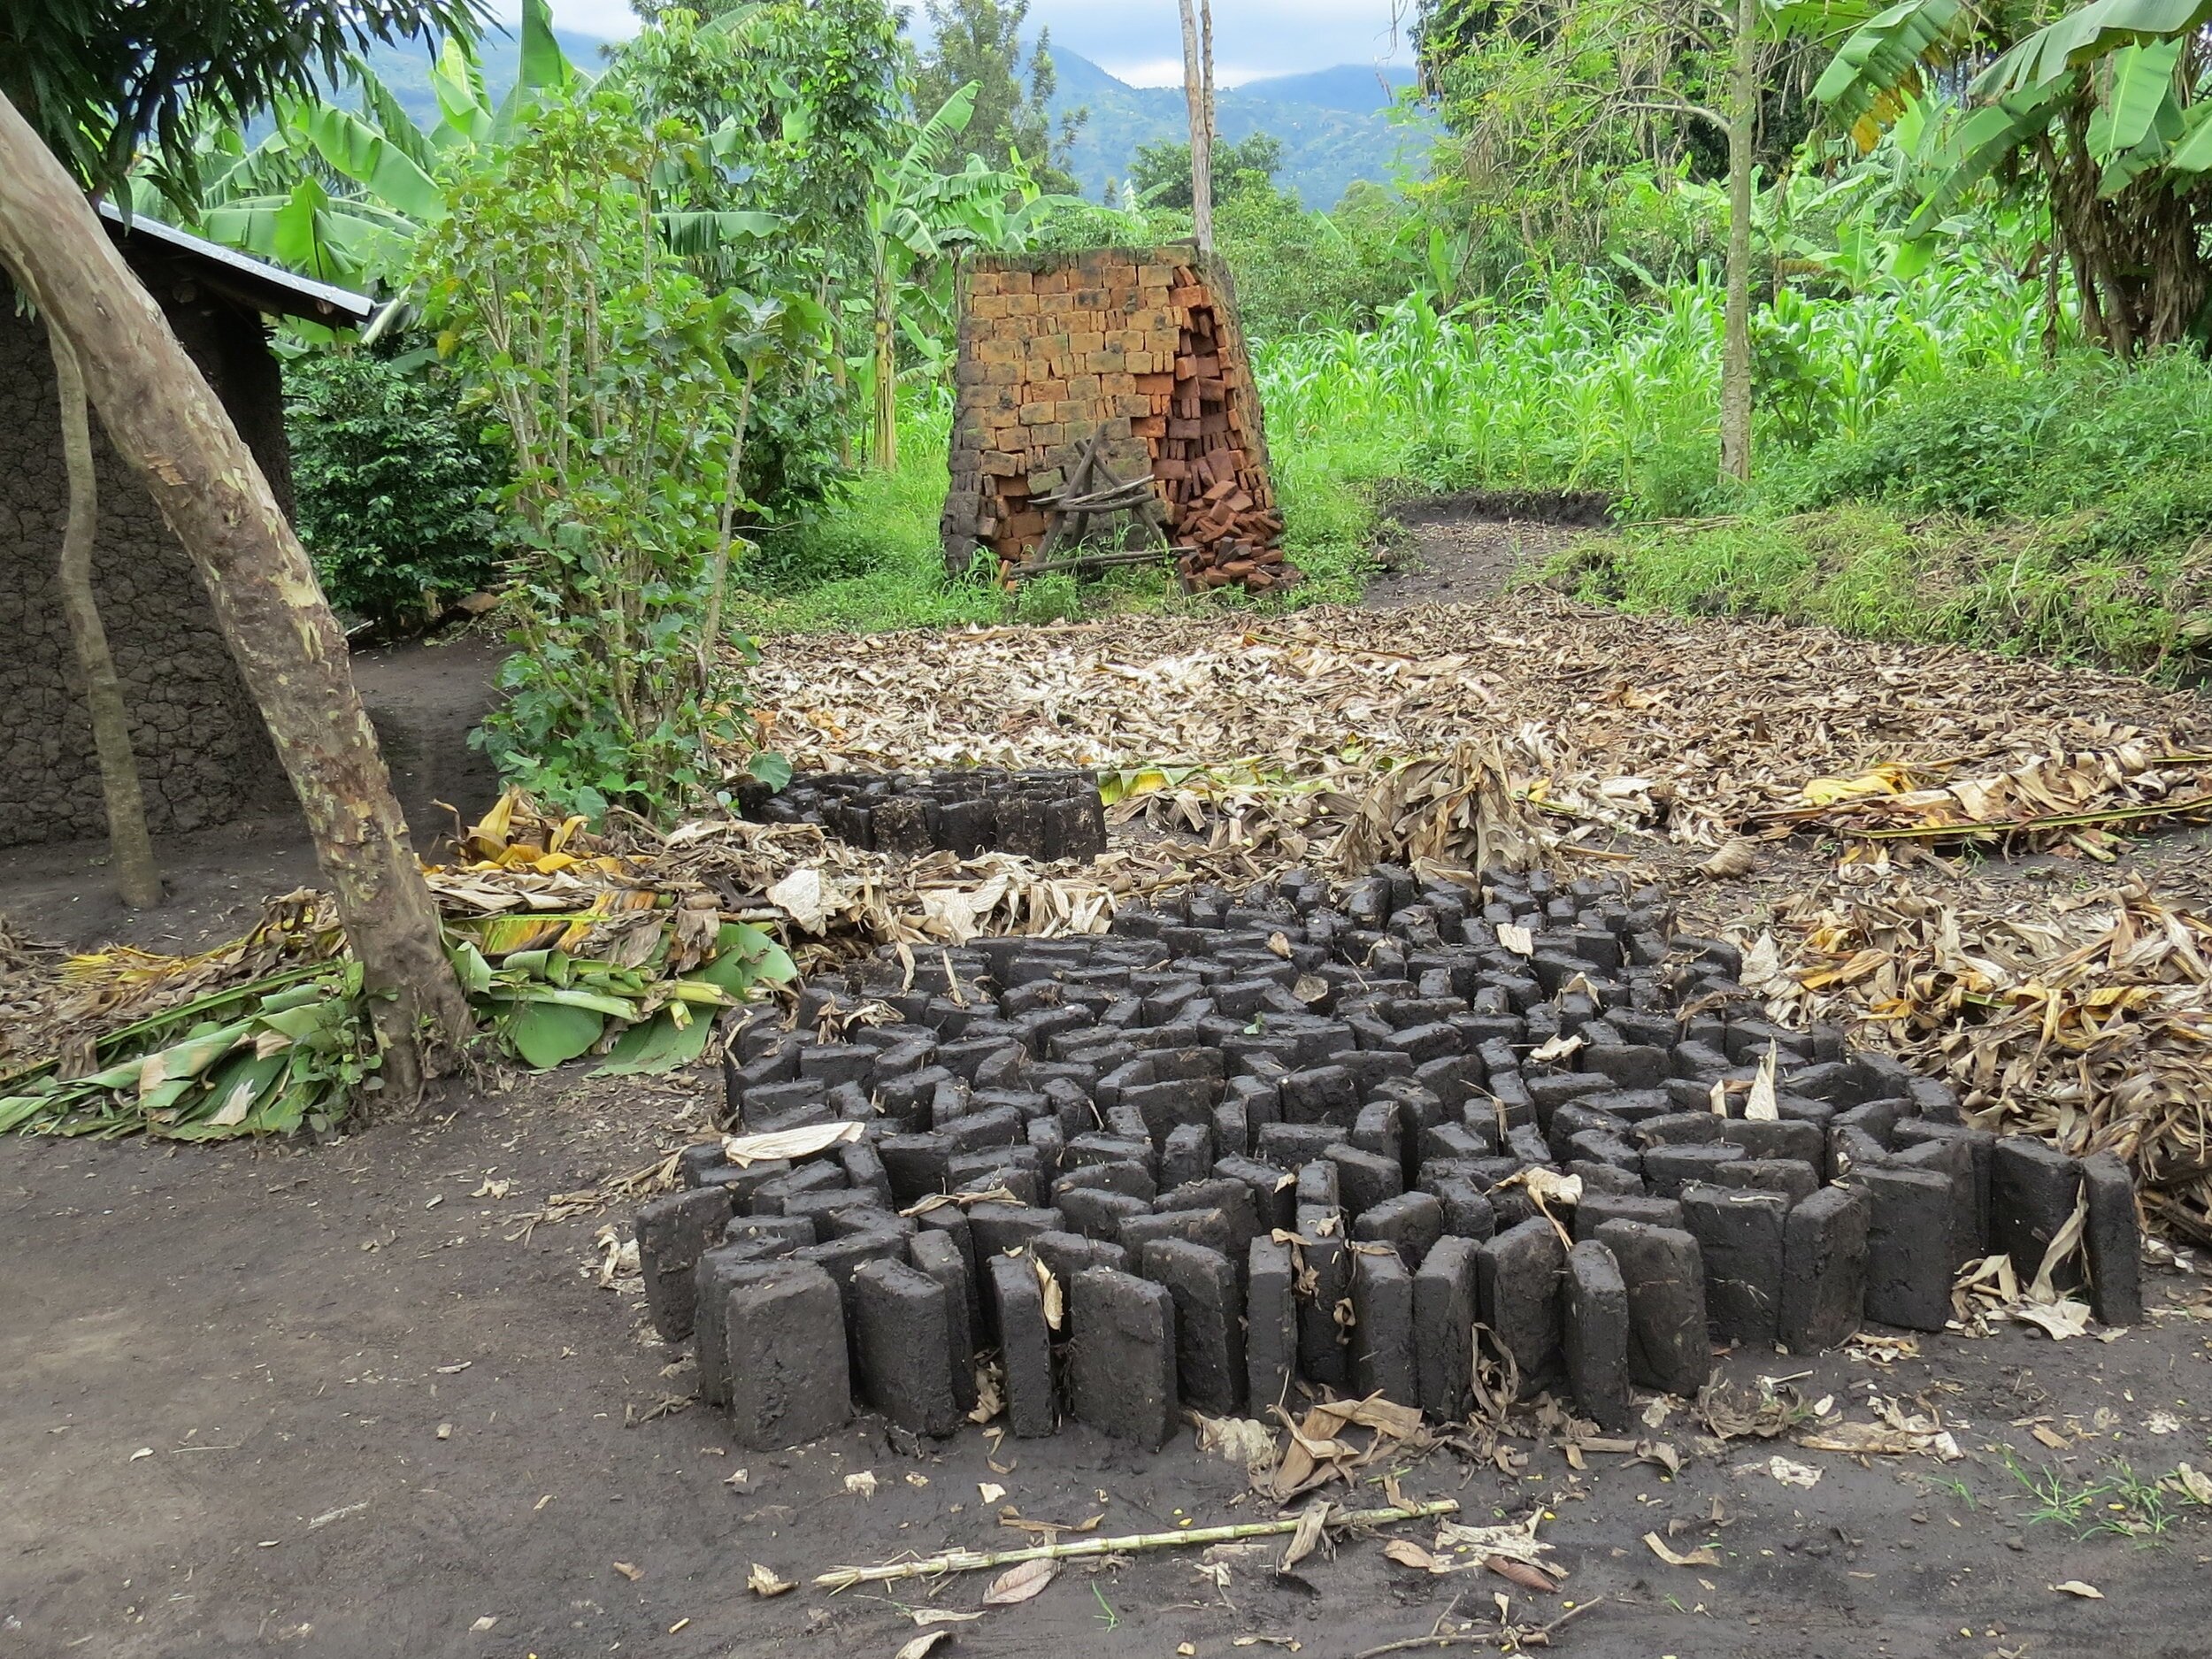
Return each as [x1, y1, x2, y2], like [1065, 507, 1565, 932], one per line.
[1992, 1138, 2085, 1287]
[1355, 1190, 1445, 1272]
[1859, 1167, 1955, 1332]
[1563, 1240, 1633, 1433]
[1679, 1183, 1789, 1348]
[1350, 1247, 1418, 1405]
[853, 1258, 959, 1437]
[1247, 1235, 1297, 1417]
[988, 1254, 1057, 1438]
[1780, 1183, 1868, 1353]
[637, 1187, 729, 1341]
[1414, 1235, 1481, 1420]
[908, 1231, 979, 1413]
[1140, 1238, 1246, 1416]
[1296, 1210, 1352, 1386]
[1594, 1220, 1710, 1397]
[1070, 1267, 1179, 1448]
[721, 1262, 852, 1450]
[1477, 1218, 1566, 1387]
[2080, 1151, 2144, 1325]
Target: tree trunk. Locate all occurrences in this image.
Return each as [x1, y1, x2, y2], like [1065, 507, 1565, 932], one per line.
[0, 89, 472, 1109]
[1179, 0, 1214, 252]
[1719, 0, 1756, 484]
[872, 248, 898, 472]
[47, 320, 161, 909]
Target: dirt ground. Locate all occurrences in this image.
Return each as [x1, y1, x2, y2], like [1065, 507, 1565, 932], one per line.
[1363, 495, 1609, 608]
[7, 510, 2212, 1658]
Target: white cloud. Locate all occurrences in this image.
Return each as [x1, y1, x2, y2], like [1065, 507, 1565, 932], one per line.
[527, 0, 1413, 78]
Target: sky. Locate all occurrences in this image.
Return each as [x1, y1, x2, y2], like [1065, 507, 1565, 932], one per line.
[521, 1, 1417, 86]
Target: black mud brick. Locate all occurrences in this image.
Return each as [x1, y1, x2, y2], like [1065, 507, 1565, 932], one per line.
[1352, 1099, 1406, 1176]
[1585, 1041, 1671, 1092]
[1708, 1157, 1820, 1209]
[1780, 1183, 1867, 1353]
[1859, 1166, 1955, 1332]
[1281, 1064, 1358, 1125]
[967, 1201, 1061, 1264]
[726, 1213, 815, 1254]
[989, 1253, 1057, 1437]
[1832, 1098, 1902, 1148]
[1157, 1178, 1263, 1259]
[875, 1132, 952, 1208]
[1432, 1178, 1497, 1242]
[1424, 1121, 1494, 1165]
[1414, 1235, 1480, 1418]
[1565, 1131, 1644, 1174]
[637, 1187, 732, 1341]
[1563, 1240, 1634, 1432]
[1326, 1143, 1404, 1218]
[1717, 1118, 1824, 1166]
[1162, 1122, 1214, 1190]
[756, 1160, 850, 1216]
[1992, 1138, 2085, 1286]
[721, 1261, 852, 1449]
[1216, 1156, 1297, 1233]
[1886, 1136, 1978, 1269]
[1593, 1220, 1709, 1396]
[1828, 1124, 1890, 1184]
[794, 1225, 910, 1360]
[1055, 1158, 1157, 1202]
[1849, 1050, 1919, 1105]
[1070, 1267, 1179, 1448]
[1504, 1122, 1552, 1168]
[1059, 1185, 1150, 1241]
[743, 1076, 831, 1132]
[1296, 1158, 1340, 1209]
[1350, 1247, 1419, 1404]
[1248, 1236, 1298, 1417]
[1568, 1160, 1646, 1197]
[1296, 1206, 1352, 1386]
[1258, 1122, 1340, 1168]
[786, 1188, 879, 1241]
[679, 1141, 733, 1188]
[1572, 1192, 1683, 1242]
[944, 1103, 1025, 1156]
[1476, 1217, 1567, 1389]
[841, 1139, 895, 1209]
[1354, 1190, 1446, 1273]
[2080, 1152, 2143, 1325]
[1679, 1184, 1787, 1348]
[1895, 1119, 1994, 1250]
[1634, 1111, 1724, 1148]
[853, 1258, 959, 1437]
[695, 1153, 794, 1210]
[1119, 1205, 1236, 1260]
[1141, 1239, 1246, 1416]
[1642, 1141, 1746, 1200]
[909, 1230, 979, 1413]
[1033, 1230, 1130, 1297]
[1907, 1075, 1963, 1124]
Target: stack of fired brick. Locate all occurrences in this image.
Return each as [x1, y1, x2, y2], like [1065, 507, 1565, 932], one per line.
[732, 769, 1107, 864]
[635, 866, 2145, 1452]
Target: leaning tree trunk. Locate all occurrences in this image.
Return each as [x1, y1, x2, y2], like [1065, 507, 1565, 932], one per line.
[1179, 0, 1214, 253]
[1719, 0, 1757, 484]
[0, 89, 472, 1108]
[872, 246, 899, 472]
[47, 321, 160, 909]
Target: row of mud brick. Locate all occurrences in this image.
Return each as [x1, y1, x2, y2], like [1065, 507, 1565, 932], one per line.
[942, 248, 1292, 593]
[733, 767, 1107, 864]
[634, 866, 2142, 1450]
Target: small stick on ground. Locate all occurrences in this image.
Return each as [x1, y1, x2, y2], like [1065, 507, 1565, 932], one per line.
[1349, 1594, 1605, 1657]
[815, 1499, 1461, 1592]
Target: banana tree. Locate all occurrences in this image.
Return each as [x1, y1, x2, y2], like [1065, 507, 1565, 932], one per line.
[864, 81, 1057, 470]
[1794, 0, 2212, 353]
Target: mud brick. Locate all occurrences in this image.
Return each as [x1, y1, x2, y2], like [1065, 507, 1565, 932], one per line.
[1240, 1237, 1296, 1417]
[725, 1213, 814, 1254]
[1642, 1141, 1746, 1199]
[1216, 1156, 1296, 1233]
[1572, 1192, 1682, 1241]
[799, 1043, 875, 1091]
[1679, 1184, 1788, 1348]
[1670, 1040, 1735, 1080]
[1886, 1136, 1978, 1268]
[1858, 1167, 1954, 1331]
[876, 1065, 952, 1129]
[1157, 1178, 1262, 1258]
[1070, 1267, 1178, 1447]
[1585, 1042, 1671, 1091]
[1119, 1204, 1235, 1259]
[1476, 1217, 1566, 1389]
[944, 1103, 1025, 1154]
[1547, 1101, 1627, 1163]
[989, 1253, 1057, 1437]
[1296, 1203, 1352, 1385]
[877, 1133, 951, 1206]
[1351, 1100, 1406, 1177]
[1779, 1183, 1866, 1353]
[1717, 1118, 1824, 1165]
[949, 1147, 1039, 1204]
[1064, 1131, 1156, 1173]
[1832, 1099, 1901, 1149]
[1849, 1050, 1919, 1103]
[908, 1230, 979, 1412]
[1326, 1143, 1403, 1218]
[1349, 1248, 1418, 1403]
[1140, 1239, 1244, 1415]
[1282, 1064, 1358, 1124]
[1992, 1138, 2085, 1286]
[1123, 1077, 1216, 1142]
[1564, 1240, 1634, 1432]
[794, 1223, 909, 1354]
[785, 1189, 885, 1240]
[1708, 1157, 1820, 1208]
[1894, 1120, 1993, 1252]
[967, 1202, 1062, 1273]
[840, 1139, 895, 1207]
[1033, 1230, 1130, 1300]
[1526, 1072, 1609, 1125]
[1505, 1123, 1553, 1167]
[752, 1160, 848, 1216]
[742, 1079, 832, 1134]
[678, 1141, 741, 1189]
[1057, 1185, 1150, 1241]
[1593, 1220, 1709, 1396]
[637, 1187, 733, 1341]
[1354, 1190, 1445, 1272]
[1410, 1234, 1479, 1417]
[1431, 1177, 1497, 1242]
[1907, 1075, 1964, 1124]
[1055, 1159, 1156, 1202]
[2080, 1151, 2144, 1325]
[1162, 1122, 1214, 1190]
[720, 1261, 851, 1448]
[852, 1258, 959, 1437]
[1633, 1111, 1723, 1148]
[1828, 1124, 1890, 1183]
[1424, 1121, 1495, 1167]
[1570, 1161, 1647, 1199]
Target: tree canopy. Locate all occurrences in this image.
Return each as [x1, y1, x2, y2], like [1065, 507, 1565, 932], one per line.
[910, 0, 1086, 194]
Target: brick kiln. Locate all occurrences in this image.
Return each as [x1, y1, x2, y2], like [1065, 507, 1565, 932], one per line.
[940, 247, 1296, 595]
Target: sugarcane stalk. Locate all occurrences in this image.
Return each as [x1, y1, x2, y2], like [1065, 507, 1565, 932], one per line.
[815, 1499, 1460, 1591]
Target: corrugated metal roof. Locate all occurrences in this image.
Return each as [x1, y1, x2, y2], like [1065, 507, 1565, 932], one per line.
[97, 201, 377, 326]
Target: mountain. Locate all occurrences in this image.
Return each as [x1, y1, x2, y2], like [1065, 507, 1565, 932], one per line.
[1048, 52, 1433, 210]
[356, 25, 618, 127]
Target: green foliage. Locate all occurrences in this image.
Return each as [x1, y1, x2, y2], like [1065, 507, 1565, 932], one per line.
[419, 88, 772, 821]
[910, 0, 1087, 194]
[1130, 131, 1286, 211]
[1216, 180, 1416, 338]
[286, 347, 511, 634]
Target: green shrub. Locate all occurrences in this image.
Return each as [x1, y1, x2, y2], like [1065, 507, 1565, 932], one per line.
[286, 348, 511, 635]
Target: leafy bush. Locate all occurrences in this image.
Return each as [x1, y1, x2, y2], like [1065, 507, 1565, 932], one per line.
[286, 349, 511, 635]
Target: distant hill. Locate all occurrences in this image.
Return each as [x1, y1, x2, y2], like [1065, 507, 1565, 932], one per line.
[1049, 52, 1434, 210]
[357, 30, 1433, 211]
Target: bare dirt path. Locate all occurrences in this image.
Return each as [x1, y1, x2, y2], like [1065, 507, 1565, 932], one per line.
[1363, 494, 1609, 607]
[7, 1070, 2212, 1659]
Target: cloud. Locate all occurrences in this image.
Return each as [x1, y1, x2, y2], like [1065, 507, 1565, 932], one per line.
[530, 0, 1414, 79]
